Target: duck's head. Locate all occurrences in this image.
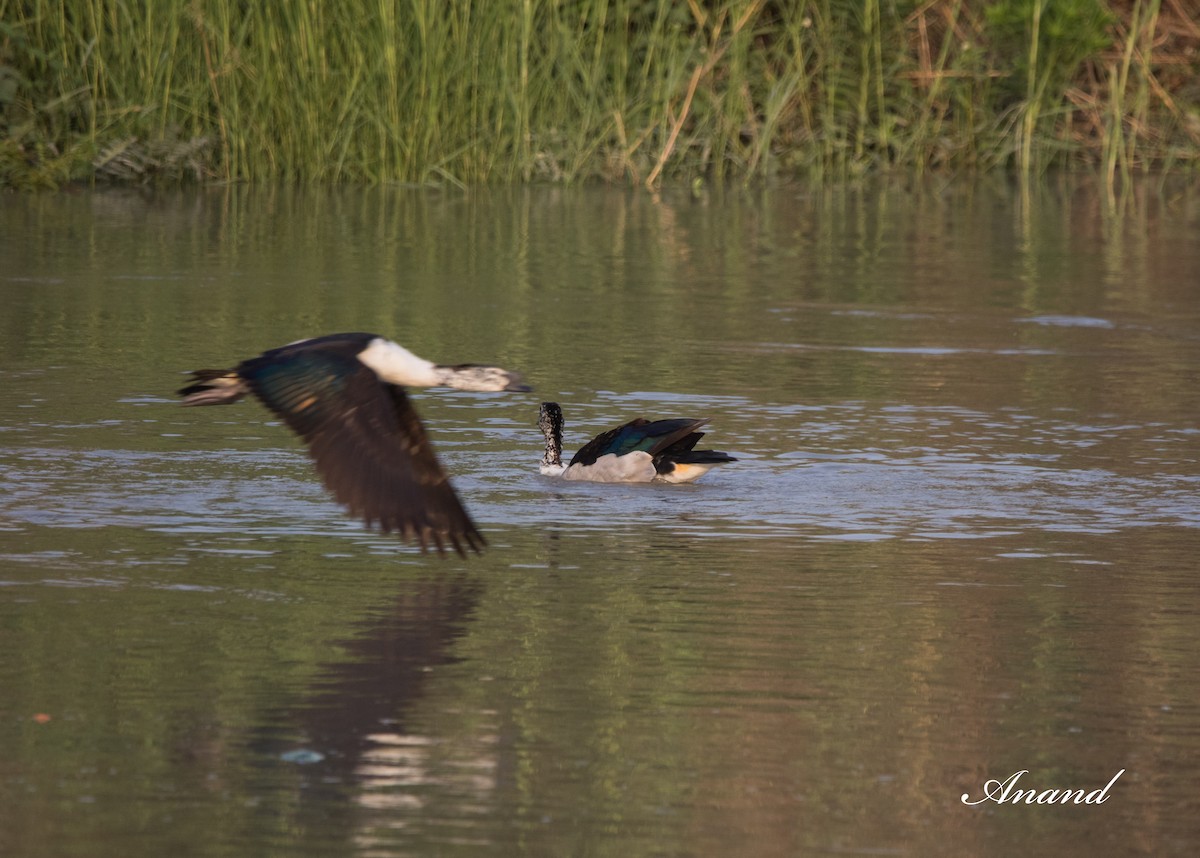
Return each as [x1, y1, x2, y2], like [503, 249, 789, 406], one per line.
[538, 402, 563, 440]
[436, 363, 531, 392]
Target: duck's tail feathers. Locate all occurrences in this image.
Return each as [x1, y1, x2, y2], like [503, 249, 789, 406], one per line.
[653, 448, 737, 483]
[178, 369, 250, 406]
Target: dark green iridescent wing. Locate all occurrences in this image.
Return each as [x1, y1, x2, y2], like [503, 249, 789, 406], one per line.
[569, 417, 706, 467]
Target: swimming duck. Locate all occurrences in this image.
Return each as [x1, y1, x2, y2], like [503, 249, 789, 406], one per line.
[179, 332, 529, 555]
[538, 401, 736, 483]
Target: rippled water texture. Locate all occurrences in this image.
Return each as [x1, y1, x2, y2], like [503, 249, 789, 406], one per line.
[2, 180, 1199, 857]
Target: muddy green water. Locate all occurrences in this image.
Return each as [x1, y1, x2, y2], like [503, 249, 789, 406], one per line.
[2, 180, 1199, 856]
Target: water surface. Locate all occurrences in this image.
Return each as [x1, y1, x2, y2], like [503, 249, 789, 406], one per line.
[2, 179, 1199, 856]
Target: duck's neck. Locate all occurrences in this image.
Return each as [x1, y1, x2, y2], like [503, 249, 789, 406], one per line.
[539, 402, 565, 474]
[358, 337, 529, 391]
[541, 428, 562, 469]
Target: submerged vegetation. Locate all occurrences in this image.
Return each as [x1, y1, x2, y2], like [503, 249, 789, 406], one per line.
[1, 0, 1197, 188]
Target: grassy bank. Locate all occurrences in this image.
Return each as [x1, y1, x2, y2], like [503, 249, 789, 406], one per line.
[1, 0, 1198, 189]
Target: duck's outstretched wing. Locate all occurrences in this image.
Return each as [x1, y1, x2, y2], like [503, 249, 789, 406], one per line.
[238, 348, 485, 555]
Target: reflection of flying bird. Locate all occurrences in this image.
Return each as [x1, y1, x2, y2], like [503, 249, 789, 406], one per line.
[537, 401, 736, 483]
[179, 332, 529, 555]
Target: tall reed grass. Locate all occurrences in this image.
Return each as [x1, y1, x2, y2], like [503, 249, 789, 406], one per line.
[1, 0, 1197, 188]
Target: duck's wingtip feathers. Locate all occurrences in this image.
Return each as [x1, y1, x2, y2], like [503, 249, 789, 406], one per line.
[432, 525, 487, 558]
[374, 516, 486, 557]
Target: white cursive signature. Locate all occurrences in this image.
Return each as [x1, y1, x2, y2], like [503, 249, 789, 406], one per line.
[961, 769, 1125, 806]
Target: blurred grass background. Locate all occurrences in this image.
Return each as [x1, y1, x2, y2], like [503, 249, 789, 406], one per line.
[1, 0, 1198, 189]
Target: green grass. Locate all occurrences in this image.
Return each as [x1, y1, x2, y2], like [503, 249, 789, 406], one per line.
[1, 0, 1197, 189]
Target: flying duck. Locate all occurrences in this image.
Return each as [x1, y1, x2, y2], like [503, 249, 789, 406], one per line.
[178, 332, 530, 555]
[538, 401, 736, 483]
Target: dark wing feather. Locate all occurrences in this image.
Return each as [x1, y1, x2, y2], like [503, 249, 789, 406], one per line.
[238, 349, 484, 555]
[666, 449, 737, 464]
[660, 431, 704, 455]
[655, 429, 737, 466]
[569, 417, 708, 467]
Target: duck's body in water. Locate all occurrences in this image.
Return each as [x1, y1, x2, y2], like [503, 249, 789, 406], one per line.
[537, 401, 735, 484]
